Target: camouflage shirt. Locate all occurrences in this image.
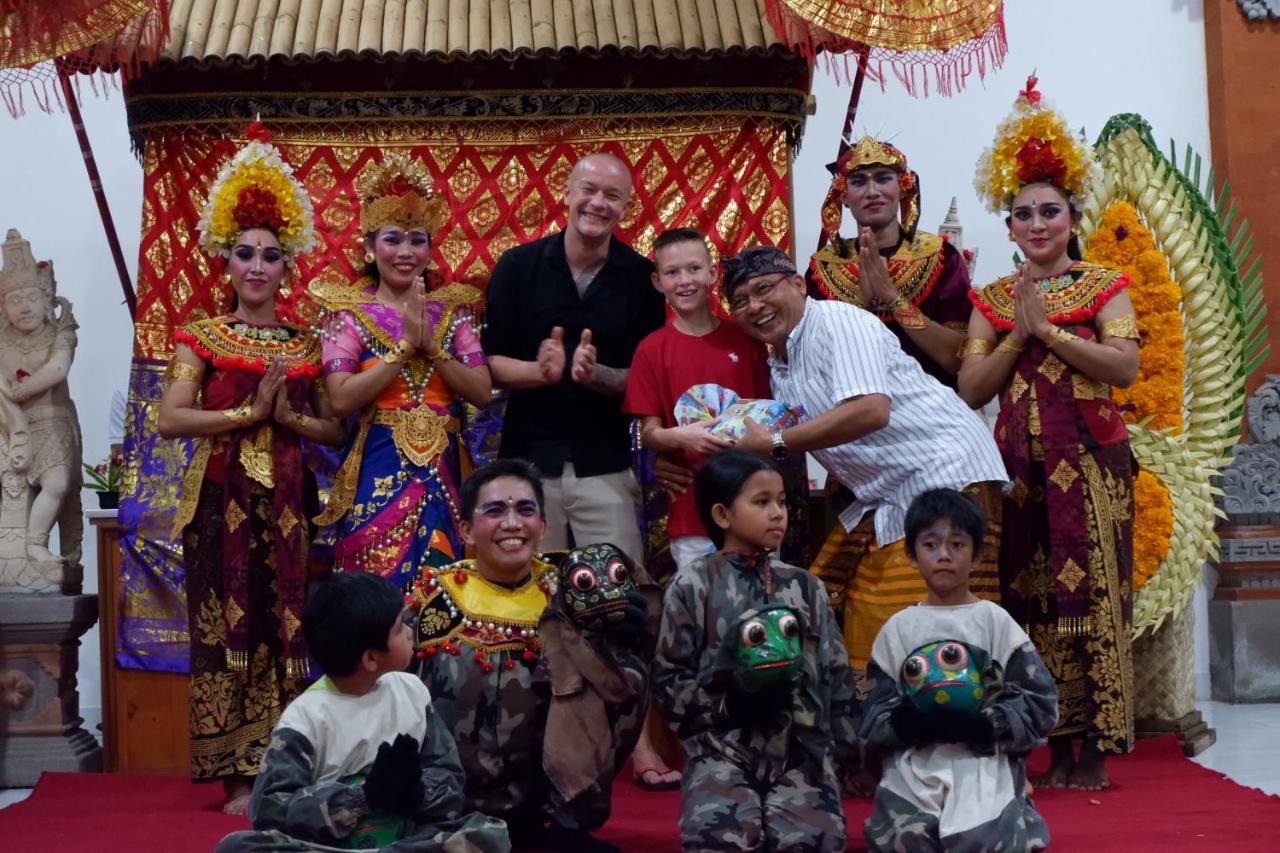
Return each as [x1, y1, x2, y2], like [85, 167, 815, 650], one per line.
[653, 551, 860, 780]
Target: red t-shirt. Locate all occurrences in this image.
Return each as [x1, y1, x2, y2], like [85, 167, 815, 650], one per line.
[624, 320, 771, 537]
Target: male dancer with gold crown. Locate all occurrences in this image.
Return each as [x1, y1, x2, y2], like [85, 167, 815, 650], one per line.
[808, 136, 973, 388]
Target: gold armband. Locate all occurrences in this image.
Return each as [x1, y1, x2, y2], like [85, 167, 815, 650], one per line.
[995, 337, 1024, 356]
[167, 361, 203, 386]
[960, 338, 995, 359]
[382, 339, 414, 365]
[1100, 314, 1140, 341]
[1043, 327, 1077, 349]
[223, 400, 255, 427]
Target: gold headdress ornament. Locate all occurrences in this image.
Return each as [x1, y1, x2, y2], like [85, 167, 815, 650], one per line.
[357, 154, 449, 237]
[820, 135, 921, 248]
[973, 75, 1100, 214]
[197, 122, 317, 263]
[0, 229, 56, 298]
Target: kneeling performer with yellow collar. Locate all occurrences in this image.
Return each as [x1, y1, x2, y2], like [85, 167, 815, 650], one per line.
[410, 459, 654, 852]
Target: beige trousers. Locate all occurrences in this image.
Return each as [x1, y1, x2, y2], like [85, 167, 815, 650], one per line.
[540, 463, 644, 563]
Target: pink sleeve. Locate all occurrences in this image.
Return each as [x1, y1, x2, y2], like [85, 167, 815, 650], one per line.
[321, 311, 364, 376]
[450, 317, 486, 368]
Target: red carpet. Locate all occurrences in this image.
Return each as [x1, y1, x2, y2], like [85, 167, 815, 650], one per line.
[1, 736, 1276, 851]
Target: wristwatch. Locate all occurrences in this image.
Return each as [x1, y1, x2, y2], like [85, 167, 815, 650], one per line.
[770, 432, 789, 461]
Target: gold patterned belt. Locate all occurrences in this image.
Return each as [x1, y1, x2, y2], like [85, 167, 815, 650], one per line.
[373, 408, 458, 468]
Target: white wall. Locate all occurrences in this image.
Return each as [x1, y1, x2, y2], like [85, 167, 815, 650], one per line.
[0, 0, 1214, 730]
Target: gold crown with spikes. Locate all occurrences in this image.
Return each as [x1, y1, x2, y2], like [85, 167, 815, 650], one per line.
[357, 154, 449, 236]
[820, 135, 921, 246]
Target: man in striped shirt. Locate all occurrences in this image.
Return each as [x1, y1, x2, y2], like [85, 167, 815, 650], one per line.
[724, 246, 1008, 685]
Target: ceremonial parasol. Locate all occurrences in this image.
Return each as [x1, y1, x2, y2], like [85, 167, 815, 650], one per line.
[0, 0, 169, 317]
[764, 0, 1008, 209]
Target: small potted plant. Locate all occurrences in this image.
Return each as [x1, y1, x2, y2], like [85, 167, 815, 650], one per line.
[83, 453, 124, 509]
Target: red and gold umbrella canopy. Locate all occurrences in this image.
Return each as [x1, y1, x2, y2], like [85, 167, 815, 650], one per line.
[0, 0, 155, 67]
[0, 0, 167, 114]
[766, 0, 1007, 95]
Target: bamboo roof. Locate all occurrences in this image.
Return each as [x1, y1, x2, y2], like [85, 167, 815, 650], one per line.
[158, 0, 784, 62]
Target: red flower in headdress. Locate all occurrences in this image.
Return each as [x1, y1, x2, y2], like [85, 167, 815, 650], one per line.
[245, 120, 271, 143]
[1015, 138, 1067, 187]
[1019, 75, 1042, 105]
[232, 185, 286, 232]
[385, 177, 415, 197]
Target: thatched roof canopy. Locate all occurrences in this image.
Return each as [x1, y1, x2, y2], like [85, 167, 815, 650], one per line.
[110, 1, 811, 148]
[160, 0, 783, 61]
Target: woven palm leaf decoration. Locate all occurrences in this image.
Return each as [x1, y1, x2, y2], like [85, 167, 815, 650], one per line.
[1078, 113, 1269, 636]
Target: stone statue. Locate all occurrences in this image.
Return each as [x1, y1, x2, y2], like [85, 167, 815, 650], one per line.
[1217, 374, 1280, 524]
[0, 229, 99, 785]
[0, 228, 83, 593]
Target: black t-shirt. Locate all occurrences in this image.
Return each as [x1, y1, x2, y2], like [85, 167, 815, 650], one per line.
[483, 232, 665, 477]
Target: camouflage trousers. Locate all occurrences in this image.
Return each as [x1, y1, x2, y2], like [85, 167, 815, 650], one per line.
[865, 776, 1049, 852]
[679, 752, 847, 852]
[214, 813, 511, 853]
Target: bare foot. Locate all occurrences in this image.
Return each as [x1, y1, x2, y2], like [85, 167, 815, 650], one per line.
[1068, 750, 1110, 791]
[222, 776, 253, 815]
[1035, 738, 1074, 789]
[631, 720, 680, 791]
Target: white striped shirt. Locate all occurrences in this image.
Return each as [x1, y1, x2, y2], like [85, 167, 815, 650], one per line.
[770, 298, 1008, 546]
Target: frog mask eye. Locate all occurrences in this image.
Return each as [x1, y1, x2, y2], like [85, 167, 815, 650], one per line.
[934, 642, 968, 672]
[739, 619, 768, 647]
[902, 654, 929, 688]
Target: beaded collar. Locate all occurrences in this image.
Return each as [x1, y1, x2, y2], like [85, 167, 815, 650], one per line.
[310, 278, 481, 403]
[809, 230, 945, 319]
[174, 315, 320, 377]
[412, 557, 557, 673]
[969, 261, 1128, 331]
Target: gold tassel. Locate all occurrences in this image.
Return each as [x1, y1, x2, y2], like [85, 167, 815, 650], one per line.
[1056, 615, 1093, 637]
[286, 657, 312, 680]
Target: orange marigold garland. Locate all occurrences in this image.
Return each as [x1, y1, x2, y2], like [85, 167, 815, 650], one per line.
[1085, 201, 1184, 589]
[1085, 201, 1184, 432]
[1131, 469, 1174, 591]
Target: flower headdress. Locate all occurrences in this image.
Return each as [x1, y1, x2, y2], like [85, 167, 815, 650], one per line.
[357, 154, 449, 236]
[197, 122, 317, 262]
[973, 75, 1100, 214]
[820, 136, 921, 249]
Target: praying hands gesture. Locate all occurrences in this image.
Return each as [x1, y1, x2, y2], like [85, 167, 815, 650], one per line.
[399, 277, 428, 352]
[857, 226, 898, 307]
[1011, 262, 1050, 344]
[250, 359, 287, 424]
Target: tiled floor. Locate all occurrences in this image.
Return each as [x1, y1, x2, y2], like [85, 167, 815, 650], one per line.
[2, 701, 1277, 811]
[1192, 700, 1280, 796]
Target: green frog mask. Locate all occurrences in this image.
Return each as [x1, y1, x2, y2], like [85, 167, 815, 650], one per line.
[899, 639, 985, 715]
[731, 606, 803, 694]
[557, 543, 638, 630]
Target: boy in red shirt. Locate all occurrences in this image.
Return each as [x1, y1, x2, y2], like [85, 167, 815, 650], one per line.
[624, 228, 772, 571]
